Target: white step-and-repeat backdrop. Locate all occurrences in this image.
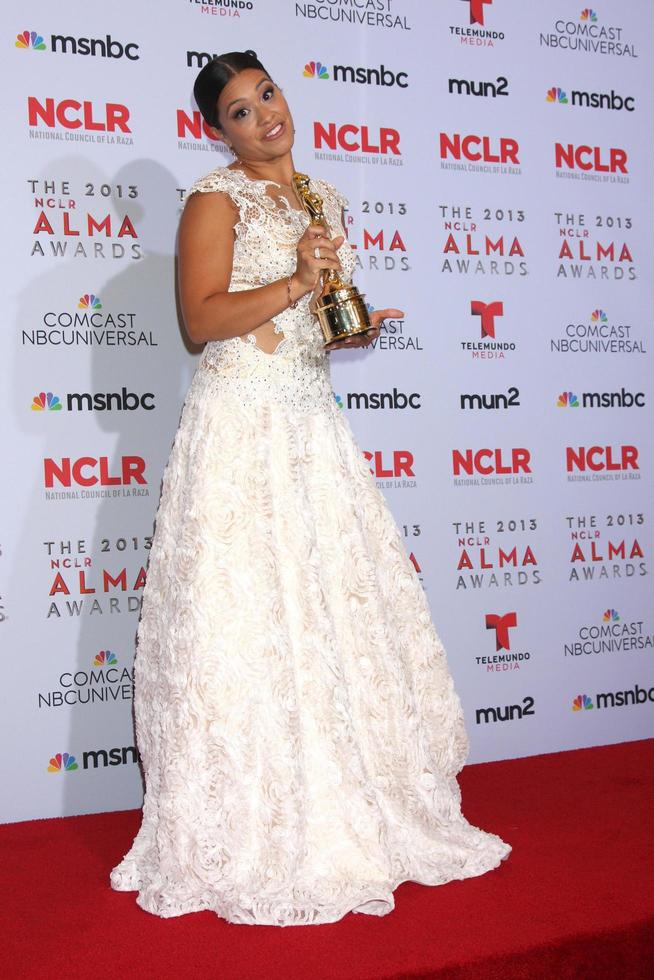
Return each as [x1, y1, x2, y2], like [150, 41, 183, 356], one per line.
[2, 0, 652, 822]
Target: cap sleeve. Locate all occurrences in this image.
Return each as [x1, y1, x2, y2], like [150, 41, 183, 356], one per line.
[184, 167, 237, 203]
[315, 177, 349, 212]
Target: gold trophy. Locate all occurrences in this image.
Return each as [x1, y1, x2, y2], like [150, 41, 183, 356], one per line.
[292, 171, 372, 346]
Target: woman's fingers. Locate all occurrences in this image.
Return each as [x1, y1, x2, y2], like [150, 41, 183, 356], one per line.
[303, 223, 328, 239]
[369, 307, 404, 326]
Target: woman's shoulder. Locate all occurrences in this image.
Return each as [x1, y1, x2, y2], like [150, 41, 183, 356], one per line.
[184, 165, 244, 201]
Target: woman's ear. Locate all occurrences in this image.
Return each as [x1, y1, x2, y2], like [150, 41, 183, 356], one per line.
[208, 125, 227, 145]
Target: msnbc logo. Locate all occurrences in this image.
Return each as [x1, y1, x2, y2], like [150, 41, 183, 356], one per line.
[572, 694, 594, 711]
[93, 650, 118, 667]
[580, 9, 598, 23]
[334, 394, 344, 409]
[591, 309, 607, 323]
[546, 87, 568, 104]
[603, 608, 620, 622]
[78, 293, 102, 310]
[545, 85, 568, 105]
[47, 752, 78, 772]
[557, 391, 579, 408]
[304, 60, 329, 79]
[16, 30, 46, 50]
[32, 392, 62, 411]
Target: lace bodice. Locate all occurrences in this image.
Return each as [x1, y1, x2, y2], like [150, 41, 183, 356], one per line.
[184, 166, 356, 369]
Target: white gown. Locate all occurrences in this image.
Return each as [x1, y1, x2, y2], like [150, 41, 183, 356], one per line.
[109, 166, 511, 925]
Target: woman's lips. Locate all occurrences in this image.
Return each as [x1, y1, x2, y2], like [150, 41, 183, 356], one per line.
[262, 121, 285, 141]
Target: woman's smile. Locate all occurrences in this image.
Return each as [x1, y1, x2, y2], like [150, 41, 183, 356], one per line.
[262, 120, 285, 141]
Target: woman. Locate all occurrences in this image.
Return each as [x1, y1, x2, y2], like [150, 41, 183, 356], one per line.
[110, 50, 511, 925]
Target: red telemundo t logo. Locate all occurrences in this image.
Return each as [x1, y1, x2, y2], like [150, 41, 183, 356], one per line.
[463, 0, 493, 25]
[485, 612, 517, 650]
[471, 300, 503, 337]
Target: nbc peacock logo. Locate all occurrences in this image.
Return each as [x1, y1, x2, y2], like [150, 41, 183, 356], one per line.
[557, 391, 579, 408]
[546, 87, 568, 104]
[580, 9, 598, 23]
[78, 293, 102, 310]
[47, 752, 78, 773]
[15, 30, 46, 51]
[93, 650, 118, 666]
[591, 309, 607, 323]
[572, 694, 594, 711]
[304, 60, 329, 80]
[31, 391, 62, 411]
[334, 393, 344, 409]
[603, 608, 620, 622]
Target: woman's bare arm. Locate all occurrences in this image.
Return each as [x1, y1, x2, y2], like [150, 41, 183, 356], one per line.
[178, 191, 293, 344]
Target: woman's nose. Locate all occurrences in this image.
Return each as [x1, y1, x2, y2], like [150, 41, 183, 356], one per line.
[256, 105, 274, 128]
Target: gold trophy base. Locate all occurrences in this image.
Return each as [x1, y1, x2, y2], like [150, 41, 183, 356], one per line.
[314, 284, 372, 346]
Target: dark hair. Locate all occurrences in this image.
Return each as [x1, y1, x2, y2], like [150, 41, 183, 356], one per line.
[193, 50, 269, 129]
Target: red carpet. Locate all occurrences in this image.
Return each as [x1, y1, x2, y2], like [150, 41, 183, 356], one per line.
[2, 740, 653, 980]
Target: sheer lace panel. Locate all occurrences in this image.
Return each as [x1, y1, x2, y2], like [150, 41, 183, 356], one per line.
[237, 182, 306, 354]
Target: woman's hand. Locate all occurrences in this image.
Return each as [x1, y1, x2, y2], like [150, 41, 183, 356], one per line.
[293, 223, 344, 297]
[325, 308, 405, 351]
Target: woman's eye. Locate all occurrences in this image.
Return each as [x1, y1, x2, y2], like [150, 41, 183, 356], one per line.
[263, 87, 275, 101]
[234, 108, 248, 120]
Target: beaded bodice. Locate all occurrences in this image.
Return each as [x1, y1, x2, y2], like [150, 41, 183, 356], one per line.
[184, 166, 355, 375]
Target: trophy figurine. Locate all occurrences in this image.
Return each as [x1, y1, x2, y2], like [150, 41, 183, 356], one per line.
[292, 172, 372, 346]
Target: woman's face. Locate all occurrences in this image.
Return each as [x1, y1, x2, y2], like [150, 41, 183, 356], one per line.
[214, 69, 294, 162]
